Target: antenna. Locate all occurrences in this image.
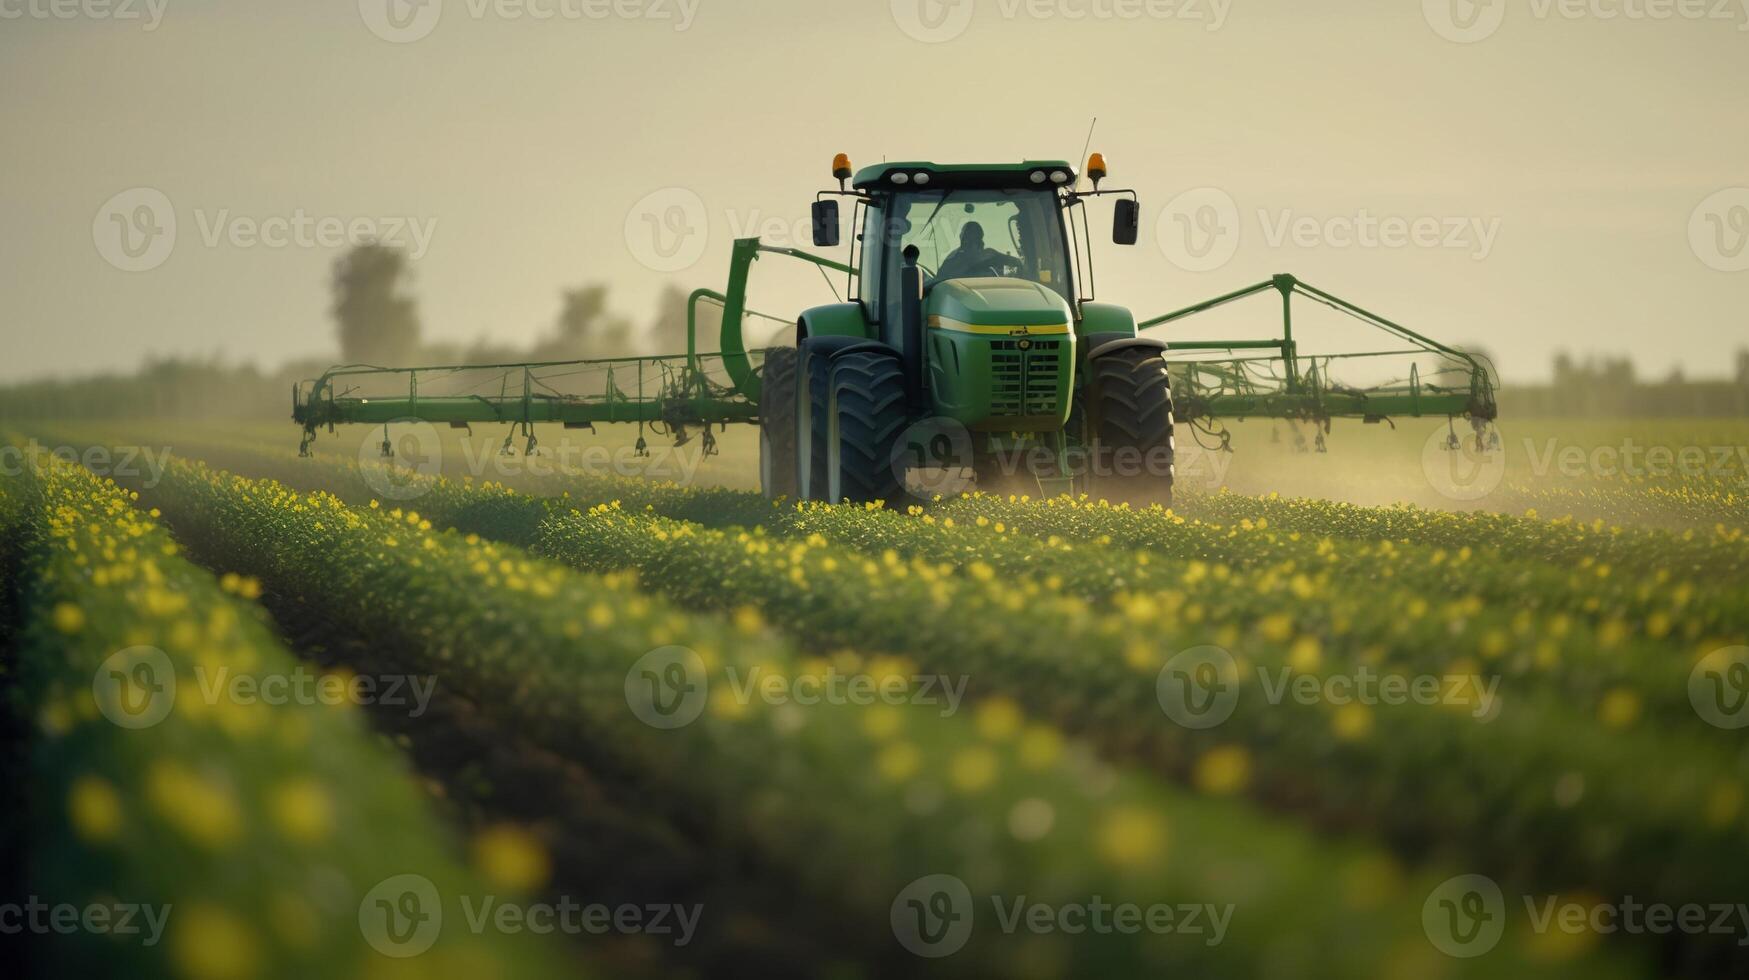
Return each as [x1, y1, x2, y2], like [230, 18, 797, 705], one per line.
[1075, 117, 1098, 190]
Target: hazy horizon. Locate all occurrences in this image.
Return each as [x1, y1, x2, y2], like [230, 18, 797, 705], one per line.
[3, 0, 1745, 386]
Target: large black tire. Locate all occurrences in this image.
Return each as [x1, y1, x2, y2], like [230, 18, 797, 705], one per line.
[758, 345, 798, 500]
[1085, 345, 1176, 506]
[827, 352, 908, 504]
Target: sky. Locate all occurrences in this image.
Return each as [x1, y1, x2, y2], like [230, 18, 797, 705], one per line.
[1, 0, 1745, 384]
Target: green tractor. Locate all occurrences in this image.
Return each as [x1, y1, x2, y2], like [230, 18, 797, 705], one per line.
[293, 154, 1498, 505]
[763, 154, 1173, 505]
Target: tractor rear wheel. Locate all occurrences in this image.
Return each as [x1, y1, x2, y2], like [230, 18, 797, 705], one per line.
[1085, 345, 1176, 506]
[759, 345, 799, 500]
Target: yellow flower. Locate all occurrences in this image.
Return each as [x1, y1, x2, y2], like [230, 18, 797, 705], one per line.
[950, 747, 999, 793]
[860, 704, 903, 740]
[1016, 725, 1063, 770]
[1258, 613, 1293, 644]
[270, 779, 334, 844]
[1194, 746, 1252, 796]
[1097, 806, 1166, 867]
[171, 904, 260, 980]
[975, 698, 1022, 741]
[1705, 781, 1744, 828]
[1333, 702, 1374, 741]
[147, 761, 242, 850]
[876, 742, 920, 782]
[1598, 688, 1641, 730]
[69, 775, 123, 842]
[473, 824, 551, 892]
[52, 602, 85, 635]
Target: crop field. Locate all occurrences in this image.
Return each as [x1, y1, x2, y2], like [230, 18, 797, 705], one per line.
[3, 416, 1747, 979]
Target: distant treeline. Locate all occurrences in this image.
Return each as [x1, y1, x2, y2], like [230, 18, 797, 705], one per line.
[1499, 352, 1749, 418]
[2, 244, 1744, 423]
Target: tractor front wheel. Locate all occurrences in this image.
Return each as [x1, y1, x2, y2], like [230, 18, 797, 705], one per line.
[1083, 345, 1176, 506]
[798, 345, 907, 504]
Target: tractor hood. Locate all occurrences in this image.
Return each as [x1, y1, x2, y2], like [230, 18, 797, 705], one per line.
[925, 278, 1073, 331]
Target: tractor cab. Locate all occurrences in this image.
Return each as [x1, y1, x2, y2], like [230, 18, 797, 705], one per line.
[760, 156, 1169, 503]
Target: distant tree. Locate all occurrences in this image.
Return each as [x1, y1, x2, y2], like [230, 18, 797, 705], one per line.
[530, 285, 632, 361]
[1737, 348, 1749, 386]
[647, 283, 692, 357]
[331, 244, 421, 366]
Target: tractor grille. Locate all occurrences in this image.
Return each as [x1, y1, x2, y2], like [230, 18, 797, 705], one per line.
[989, 340, 1063, 417]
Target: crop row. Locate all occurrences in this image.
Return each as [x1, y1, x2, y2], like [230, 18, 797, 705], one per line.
[71, 429, 1749, 650]
[527, 502, 1749, 927]
[108, 438, 1744, 729]
[234, 457, 1749, 955]
[133, 455, 1610, 979]
[1176, 490, 1749, 579]
[1494, 479, 1748, 533]
[1, 449, 563, 980]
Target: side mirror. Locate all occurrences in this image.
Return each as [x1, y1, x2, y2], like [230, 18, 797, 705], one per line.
[1112, 198, 1140, 246]
[811, 200, 841, 248]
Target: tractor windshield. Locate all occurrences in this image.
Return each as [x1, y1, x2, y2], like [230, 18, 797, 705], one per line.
[879, 189, 1072, 306]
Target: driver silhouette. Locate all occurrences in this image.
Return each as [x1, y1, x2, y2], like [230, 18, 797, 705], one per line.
[934, 222, 1020, 282]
